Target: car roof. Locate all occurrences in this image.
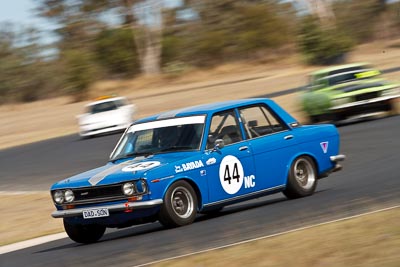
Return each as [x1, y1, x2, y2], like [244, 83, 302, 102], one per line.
[135, 98, 278, 123]
[310, 62, 371, 76]
[86, 96, 127, 106]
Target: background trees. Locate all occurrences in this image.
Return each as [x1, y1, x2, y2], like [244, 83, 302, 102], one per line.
[1, 0, 400, 104]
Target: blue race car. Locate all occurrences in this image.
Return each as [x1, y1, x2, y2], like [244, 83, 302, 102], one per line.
[51, 98, 345, 243]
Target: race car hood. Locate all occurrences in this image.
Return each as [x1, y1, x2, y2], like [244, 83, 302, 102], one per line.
[79, 109, 124, 124]
[51, 152, 202, 189]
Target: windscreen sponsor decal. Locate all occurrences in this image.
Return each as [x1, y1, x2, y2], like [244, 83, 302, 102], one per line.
[128, 116, 205, 133]
[122, 161, 161, 172]
[320, 142, 329, 154]
[355, 70, 380, 79]
[219, 155, 244, 194]
[175, 160, 204, 173]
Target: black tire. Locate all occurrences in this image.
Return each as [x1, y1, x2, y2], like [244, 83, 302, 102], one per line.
[63, 219, 106, 244]
[333, 113, 346, 122]
[283, 156, 317, 199]
[158, 180, 198, 228]
[389, 99, 400, 116]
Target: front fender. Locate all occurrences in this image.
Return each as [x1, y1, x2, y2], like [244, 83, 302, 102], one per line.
[148, 175, 206, 210]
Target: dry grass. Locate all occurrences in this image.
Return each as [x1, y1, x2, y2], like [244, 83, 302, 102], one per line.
[0, 192, 63, 246]
[154, 208, 400, 267]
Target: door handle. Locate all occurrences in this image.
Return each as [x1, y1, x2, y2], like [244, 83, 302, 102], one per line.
[239, 146, 248, 151]
[284, 135, 294, 140]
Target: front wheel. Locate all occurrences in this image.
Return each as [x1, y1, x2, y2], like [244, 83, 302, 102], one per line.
[158, 180, 198, 228]
[63, 219, 106, 244]
[283, 156, 317, 199]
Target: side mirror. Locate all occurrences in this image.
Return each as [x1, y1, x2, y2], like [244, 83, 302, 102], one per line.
[214, 139, 225, 150]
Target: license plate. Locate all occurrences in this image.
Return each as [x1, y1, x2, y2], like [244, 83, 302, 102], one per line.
[82, 208, 109, 219]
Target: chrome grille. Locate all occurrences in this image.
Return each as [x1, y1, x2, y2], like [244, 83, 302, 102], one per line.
[52, 180, 148, 206]
[73, 184, 124, 203]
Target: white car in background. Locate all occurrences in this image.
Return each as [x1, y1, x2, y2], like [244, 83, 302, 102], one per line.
[78, 96, 136, 138]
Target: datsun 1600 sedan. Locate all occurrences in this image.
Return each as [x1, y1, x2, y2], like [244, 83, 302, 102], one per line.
[51, 98, 345, 243]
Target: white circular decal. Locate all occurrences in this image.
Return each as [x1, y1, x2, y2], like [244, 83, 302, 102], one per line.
[219, 155, 244, 195]
[122, 161, 161, 172]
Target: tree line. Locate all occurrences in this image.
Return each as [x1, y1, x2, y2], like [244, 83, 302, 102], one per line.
[0, 0, 399, 104]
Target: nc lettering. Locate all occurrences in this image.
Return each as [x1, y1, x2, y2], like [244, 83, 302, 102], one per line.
[244, 175, 255, 188]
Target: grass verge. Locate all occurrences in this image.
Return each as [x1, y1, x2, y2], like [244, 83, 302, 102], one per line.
[153, 207, 400, 267]
[0, 192, 63, 246]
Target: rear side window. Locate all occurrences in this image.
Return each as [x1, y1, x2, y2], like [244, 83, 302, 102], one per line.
[239, 105, 287, 139]
[328, 66, 369, 76]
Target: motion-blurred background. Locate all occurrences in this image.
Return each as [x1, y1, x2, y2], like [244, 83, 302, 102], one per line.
[1, 3, 400, 263]
[1, 0, 399, 104]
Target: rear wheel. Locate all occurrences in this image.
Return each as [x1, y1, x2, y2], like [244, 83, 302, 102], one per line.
[158, 180, 198, 228]
[283, 156, 317, 199]
[63, 219, 106, 244]
[333, 113, 346, 122]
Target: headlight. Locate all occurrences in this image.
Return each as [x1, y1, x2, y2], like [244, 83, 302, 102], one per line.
[331, 98, 349, 106]
[122, 182, 136, 196]
[64, 189, 75, 203]
[135, 180, 148, 194]
[53, 190, 64, 204]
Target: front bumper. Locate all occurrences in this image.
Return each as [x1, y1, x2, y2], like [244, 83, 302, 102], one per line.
[52, 199, 163, 218]
[330, 154, 346, 172]
[330, 154, 346, 162]
[79, 124, 128, 137]
[320, 154, 346, 179]
[329, 95, 400, 119]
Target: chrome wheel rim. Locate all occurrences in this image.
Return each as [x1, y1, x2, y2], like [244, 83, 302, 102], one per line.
[294, 158, 315, 190]
[171, 186, 194, 219]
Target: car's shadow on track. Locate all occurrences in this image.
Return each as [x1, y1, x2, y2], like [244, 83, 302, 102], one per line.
[197, 195, 288, 221]
[36, 190, 331, 253]
[35, 223, 166, 253]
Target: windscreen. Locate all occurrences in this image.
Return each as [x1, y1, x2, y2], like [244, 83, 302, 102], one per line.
[88, 101, 118, 114]
[110, 116, 205, 161]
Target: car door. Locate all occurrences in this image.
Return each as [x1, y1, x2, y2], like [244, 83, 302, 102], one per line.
[203, 109, 257, 204]
[238, 104, 298, 189]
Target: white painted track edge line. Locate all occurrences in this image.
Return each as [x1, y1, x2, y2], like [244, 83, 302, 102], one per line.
[1, 205, 398, 256]
[0, 233, 68, 255]
[132, 205, 400, 267]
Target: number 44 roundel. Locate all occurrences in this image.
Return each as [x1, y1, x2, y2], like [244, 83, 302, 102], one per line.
[219, 155, 244, 194]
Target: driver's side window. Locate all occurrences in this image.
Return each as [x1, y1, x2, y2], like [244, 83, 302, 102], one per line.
[207, 110, 242, 149]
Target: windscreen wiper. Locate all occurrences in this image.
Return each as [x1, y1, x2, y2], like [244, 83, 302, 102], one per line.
[160, 146, 194, 152]
[110, 152, 153, 163]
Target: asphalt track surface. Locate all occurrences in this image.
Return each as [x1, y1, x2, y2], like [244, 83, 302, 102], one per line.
[1, 115, 400, 266]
